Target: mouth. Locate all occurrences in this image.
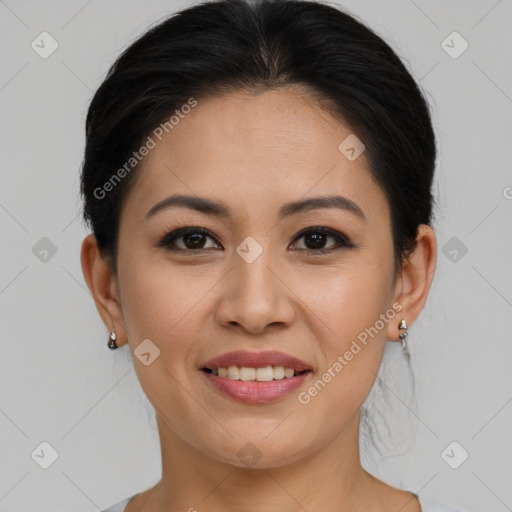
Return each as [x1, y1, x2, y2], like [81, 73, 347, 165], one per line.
[199, 350, 313, 403]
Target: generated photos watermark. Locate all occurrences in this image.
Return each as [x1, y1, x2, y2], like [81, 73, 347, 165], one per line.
[93, 97, 198, 200]
[297, 301, 403, 405]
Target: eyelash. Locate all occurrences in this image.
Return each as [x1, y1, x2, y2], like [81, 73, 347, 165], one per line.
[155, 226, 355, 255]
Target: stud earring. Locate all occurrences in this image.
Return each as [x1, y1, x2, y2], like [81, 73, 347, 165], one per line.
[108, 329, 118, 350]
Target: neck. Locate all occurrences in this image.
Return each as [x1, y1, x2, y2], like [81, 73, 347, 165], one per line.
[139, 411, 382, 512]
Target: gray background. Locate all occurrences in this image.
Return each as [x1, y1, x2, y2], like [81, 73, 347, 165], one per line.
[1, 0, 511, 510]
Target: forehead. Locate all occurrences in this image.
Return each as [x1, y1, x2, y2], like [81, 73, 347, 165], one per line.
[121, 86, 389, 224]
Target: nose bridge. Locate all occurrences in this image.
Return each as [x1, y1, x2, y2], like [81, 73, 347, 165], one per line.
[216, 235, 294, 332]
[236, 241, 275, 298]
[234, 236, 280, 307]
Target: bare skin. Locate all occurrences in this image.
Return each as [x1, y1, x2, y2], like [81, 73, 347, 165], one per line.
[81, 85, 436, 512]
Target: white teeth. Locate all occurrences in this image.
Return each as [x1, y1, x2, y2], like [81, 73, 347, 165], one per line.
[256, 366, 274, 381]
[227, 366, 240, 380]
[239, 367, 256, 381]
[273, 366, 285, 379]
[212, 365, 301, 381]
[284, 367, 295, 378]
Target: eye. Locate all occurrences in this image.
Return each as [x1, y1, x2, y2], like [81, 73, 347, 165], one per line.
[156, 226, 354, 254]
[290, 227, 354, 254]
[156, 227, 221, 251]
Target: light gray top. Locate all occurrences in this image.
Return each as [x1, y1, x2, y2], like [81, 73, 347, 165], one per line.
[101, 493, 463, 511]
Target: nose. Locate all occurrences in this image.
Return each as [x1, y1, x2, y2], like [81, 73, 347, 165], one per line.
[215, 246, 296, 335]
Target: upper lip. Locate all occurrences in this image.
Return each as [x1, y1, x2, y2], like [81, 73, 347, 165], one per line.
[202, 350, 312, 373]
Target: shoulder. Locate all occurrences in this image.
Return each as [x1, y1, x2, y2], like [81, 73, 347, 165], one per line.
[101, 494, 138, 512]
[100, 493, 463, 512]
[418, 495, 464, 512]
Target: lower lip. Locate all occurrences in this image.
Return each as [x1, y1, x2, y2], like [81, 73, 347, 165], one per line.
[202, 370, 311, 404]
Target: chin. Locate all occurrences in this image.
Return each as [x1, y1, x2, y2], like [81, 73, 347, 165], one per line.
[205, 433, 312, 469]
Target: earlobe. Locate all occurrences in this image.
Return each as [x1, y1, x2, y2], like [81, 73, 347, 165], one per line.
[80, 234, 127, 347]
[388, 224, 437, 341]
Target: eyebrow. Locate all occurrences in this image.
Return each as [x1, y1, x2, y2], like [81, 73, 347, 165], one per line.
[145, 193, 366, 221]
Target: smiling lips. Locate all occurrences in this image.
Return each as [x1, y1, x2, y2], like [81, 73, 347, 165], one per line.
[201, 350, 313, 403]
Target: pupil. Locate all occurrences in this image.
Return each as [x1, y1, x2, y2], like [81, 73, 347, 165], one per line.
[306, 232, 326, 249]
[185, 233, 205, 249]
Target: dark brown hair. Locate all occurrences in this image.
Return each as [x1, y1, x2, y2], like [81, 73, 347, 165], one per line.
[80, 0, 436, 277]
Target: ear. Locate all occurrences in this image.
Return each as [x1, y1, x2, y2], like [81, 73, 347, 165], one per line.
[387, 224, 437, 342]
[80, 234, 128, 347]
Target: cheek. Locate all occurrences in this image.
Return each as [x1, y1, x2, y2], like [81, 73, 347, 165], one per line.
[298, 253, 394, 340]
[297, 291, 389, 441]
[116, 258, 211, 419]
[118, 254, 212, 341]
[296, 253, 393, 401]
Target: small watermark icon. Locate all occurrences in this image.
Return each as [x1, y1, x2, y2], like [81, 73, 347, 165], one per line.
[236, 236, 263, 263]
[237, 442, 263, 467]
[31, 31, 59, 59]
[441, 441, 469, 469]
[134, 338, 161, 366]
[32, 237, 58, 263]
[441, 236, 468, 263]
[31, 441, 59, 469]
[441, 31, 468, 59]
[338, 134, 365, 161]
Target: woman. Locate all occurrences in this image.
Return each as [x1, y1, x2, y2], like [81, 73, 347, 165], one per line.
[80, 0, 460, 510]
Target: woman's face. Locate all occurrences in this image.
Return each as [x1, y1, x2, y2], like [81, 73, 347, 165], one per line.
[114, 86, 404, 467]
